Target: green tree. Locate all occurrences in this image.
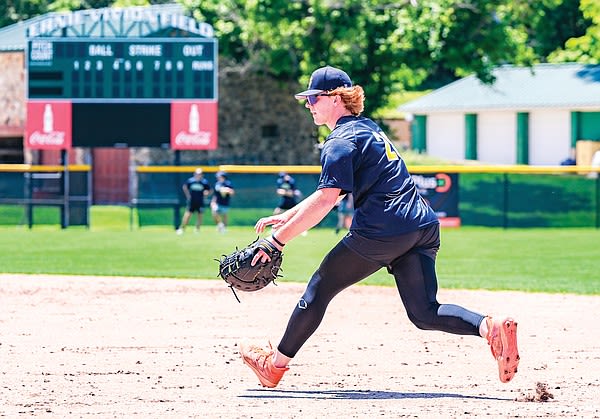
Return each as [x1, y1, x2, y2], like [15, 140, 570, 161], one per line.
[0, 0, 49, 27]
[184, 0, 539, 114]
[548, 0, 600, 63]
[525, 0, 590, 59]
[405, 0, 536, 87]
[4, 0, 593, 115]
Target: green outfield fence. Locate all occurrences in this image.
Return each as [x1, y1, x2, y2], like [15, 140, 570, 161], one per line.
[134, 164, 600, 229]
[0, 164, 91, 228]
[0, 164, 599, 229]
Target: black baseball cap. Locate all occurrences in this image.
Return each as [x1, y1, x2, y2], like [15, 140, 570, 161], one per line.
[294, 66, 352, 99]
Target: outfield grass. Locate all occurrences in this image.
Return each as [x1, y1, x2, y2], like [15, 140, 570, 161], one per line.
[0, 205, 598, 295]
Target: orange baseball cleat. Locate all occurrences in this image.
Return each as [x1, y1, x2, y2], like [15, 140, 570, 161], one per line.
[486, 316, 520, 383]
[239, 341, 289, 388]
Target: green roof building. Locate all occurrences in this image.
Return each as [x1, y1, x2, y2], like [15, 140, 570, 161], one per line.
[399, 64, 600, 165]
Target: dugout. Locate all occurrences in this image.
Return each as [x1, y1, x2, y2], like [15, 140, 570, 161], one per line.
[0, 164, 91, 228]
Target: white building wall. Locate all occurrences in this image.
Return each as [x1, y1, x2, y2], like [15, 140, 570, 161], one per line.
[529, 110, 572, 165]
[478, 111, 516, 164]
[426, 113, 465, 161]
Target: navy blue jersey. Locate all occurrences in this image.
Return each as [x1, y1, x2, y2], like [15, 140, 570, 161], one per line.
[317, 115, 438, 237]
[277, 176, 296, 190]
[277, 176, 298, 208]
[214, 179, 234, 206]
[185, 177, 211, 204]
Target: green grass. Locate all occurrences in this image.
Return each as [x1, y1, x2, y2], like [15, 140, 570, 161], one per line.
[0, 205, 598, 295]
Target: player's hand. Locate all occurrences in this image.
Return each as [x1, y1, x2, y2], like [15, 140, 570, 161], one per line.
[250, 237, 282, 266]
[254, 215, 286, 234]
[251, 247, 270, 266]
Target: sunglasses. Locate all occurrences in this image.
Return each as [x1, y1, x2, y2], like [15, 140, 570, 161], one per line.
[305, 92, 333, 106]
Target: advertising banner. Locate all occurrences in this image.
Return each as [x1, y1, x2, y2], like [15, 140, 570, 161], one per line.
[170, 101, 218, 150]
[411, 172, 460, 227]
[25, 101, 72, 150]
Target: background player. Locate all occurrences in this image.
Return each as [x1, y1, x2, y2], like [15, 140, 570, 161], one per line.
[211, 171, 235, 233]
[274, 172, 302, 215]
[335, 192, 354, 234]
[239, 65, 519, 388]
[176, 168, 211, 235]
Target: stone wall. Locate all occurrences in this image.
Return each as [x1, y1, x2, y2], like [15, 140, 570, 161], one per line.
[0, 52, 25, 137]
[144, 67, 322, 166]
[0, 52, 25, 162]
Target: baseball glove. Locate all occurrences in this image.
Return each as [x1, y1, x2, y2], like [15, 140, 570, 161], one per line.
[217, 238, 283, 302]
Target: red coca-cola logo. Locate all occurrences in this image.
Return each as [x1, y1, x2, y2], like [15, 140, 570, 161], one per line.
[25, 101, 72, 150]
[29, 131, 66, 146]
[174, 131, 212, 146]
[170, 101, 218, 150]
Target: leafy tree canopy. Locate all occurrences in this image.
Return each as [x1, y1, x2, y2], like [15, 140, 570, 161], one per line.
[1, 0, 596, 115]
[548, 0, 600, 63]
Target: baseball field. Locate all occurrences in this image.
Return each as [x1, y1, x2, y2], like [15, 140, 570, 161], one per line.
[1, 221, 599, 417]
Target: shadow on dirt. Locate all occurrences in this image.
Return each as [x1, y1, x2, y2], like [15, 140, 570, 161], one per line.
[241, 389, 511, 401]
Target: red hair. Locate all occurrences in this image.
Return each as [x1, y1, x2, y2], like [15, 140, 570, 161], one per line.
[330, 85, 365, 116]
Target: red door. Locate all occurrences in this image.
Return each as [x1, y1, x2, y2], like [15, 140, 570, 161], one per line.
[92, 148, 129, 204]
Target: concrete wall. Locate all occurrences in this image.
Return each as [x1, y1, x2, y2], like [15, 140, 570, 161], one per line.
[477, 111, 517, 164]
[427, 113, 465, 161]
[529, 109, 571, 165]
[147, 66, 320, 165]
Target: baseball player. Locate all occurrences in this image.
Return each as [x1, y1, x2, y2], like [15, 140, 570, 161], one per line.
[211, 171, 235, 233]
[335, 192, 354, 234]
[239, 65, 519, 388]
[176, 168, 211, 234]
[274, 172, 302, 215]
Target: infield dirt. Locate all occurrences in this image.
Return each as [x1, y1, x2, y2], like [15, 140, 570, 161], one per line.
[1, 274, 599, 418]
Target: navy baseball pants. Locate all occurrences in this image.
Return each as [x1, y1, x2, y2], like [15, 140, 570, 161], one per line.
[277, 223, 485, 358]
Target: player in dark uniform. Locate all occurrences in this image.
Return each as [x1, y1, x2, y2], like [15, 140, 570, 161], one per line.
[239, 65, 520, 388]
[211, 171, 235, 233]
[335, 192, 354, 234]
[274, 172, 301, 215]
[176, 168, 211, 234]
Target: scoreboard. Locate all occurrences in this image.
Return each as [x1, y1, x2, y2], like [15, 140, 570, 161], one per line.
[27, 38, 217, 101]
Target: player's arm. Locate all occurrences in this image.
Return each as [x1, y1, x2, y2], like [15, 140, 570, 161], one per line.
[220, 185, 235, 195]
[182, 184, 191, 201]
[252, 187, 339, 264]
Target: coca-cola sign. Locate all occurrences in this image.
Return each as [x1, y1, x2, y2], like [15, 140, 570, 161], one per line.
[25, 101, 72, 150]
[170, 101, 218, 150]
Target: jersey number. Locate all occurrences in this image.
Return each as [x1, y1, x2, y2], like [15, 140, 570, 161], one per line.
[373, 131, 399, 161]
